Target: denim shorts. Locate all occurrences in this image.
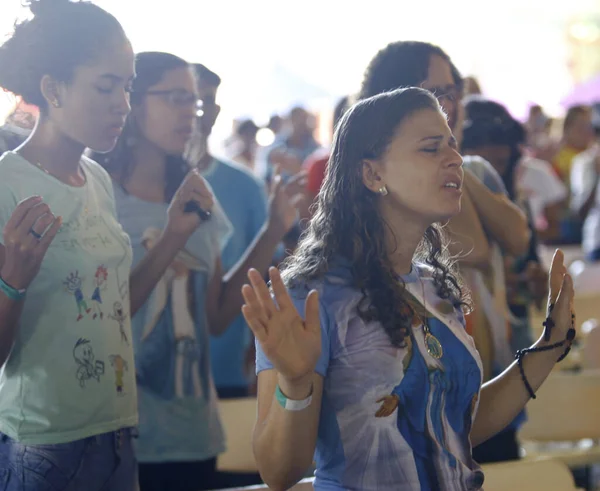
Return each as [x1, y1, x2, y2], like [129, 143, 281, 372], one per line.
[0, 428, 138, 491]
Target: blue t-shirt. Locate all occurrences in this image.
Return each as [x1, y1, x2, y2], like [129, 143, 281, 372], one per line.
[203, 158, 268, 389]
[256, 262, 484, 491]
[113, 183, 233, 463]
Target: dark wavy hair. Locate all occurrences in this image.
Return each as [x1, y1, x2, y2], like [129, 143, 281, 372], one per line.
[93, 51, 190, 201]
[281, 87, 468, 348]
[0, 0, 124, 112]
[462, 97, 526, 200]
[359, 41, 462, 100]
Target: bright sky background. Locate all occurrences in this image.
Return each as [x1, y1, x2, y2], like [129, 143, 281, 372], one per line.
[2, 0, 600, 142]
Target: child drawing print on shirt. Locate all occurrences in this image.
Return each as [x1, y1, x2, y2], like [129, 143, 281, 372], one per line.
[91, 265, 108, 319]
[73, 338, 105, 388]
[98, 215, 132, 302]
[109, 302, 129, 345]
[64, 271, 91, 321]
[109, 354, 128, 395]
[141, 227, 204, 399]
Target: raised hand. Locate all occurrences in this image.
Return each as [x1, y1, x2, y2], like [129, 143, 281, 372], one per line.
[241, 267, 321, 384]
[166, 169, 214, 242]
[1, 196, 62, 291]
[267, 169, 308, 238]
[545, 249, 575, 344]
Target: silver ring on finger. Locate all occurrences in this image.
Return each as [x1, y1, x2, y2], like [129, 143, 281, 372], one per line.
[29, 228, 43, 240]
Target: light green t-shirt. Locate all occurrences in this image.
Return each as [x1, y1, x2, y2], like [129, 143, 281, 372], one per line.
[0, 151, 137, 444]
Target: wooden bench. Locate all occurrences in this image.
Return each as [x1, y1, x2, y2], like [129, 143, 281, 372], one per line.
[214, 460, 581, 490]
[519, 370, 600, 468]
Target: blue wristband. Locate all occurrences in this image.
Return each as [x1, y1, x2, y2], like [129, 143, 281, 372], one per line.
[0, 276, 26, 301]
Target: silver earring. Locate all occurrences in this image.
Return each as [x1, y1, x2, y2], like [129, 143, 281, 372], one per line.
[51, 99, 60, 108]
[378, 185, 388, 196]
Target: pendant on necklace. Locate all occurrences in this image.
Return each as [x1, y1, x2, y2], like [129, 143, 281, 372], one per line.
[424, 330, 443, 359]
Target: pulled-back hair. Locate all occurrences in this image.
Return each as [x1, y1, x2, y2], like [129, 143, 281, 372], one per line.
[0, 0, 125, 111]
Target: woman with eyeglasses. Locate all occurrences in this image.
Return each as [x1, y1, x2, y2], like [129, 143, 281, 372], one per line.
[95, 51, 302, 491]
[359, 40, 532, 379]
[0, 2, 212, 490]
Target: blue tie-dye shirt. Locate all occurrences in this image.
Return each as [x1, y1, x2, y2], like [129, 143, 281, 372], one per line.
[256, 261, 485, 491]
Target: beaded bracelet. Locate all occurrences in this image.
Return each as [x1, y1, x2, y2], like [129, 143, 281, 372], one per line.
[516, 305, 576, 399]
[542, 303, 555, 342]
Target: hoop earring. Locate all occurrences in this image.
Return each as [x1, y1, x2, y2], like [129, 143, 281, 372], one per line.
[378, 186, 388, 196]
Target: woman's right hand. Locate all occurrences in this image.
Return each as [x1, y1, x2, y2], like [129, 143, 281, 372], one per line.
[241, 267, 321, 385]
[1, 196, 62, 290]
[166, 169, 214, 244]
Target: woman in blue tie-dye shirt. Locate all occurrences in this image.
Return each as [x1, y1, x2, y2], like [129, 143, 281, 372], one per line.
[243, 88, 575, 491]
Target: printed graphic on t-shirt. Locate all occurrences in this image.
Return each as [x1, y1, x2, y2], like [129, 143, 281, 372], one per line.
[57, 213, 130, 302]
[138, 226, 208, 401]
[109, 354, 128, 395]
[57, 200, 133, 393]
[255, 267, 485, 490]
[371, 309, 481, 489]
[0, 153, 137, 441]
[109, 302, 130, 346]
[73, 338, 105, 388]
[63, 271, 92, 321]
[91, 265, 108, 320]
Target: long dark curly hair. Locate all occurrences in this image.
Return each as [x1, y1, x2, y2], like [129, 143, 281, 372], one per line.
[281, 87, 469, 348]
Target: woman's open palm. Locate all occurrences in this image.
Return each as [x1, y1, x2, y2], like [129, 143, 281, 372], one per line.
[241, 267, 321, 383]
[546, 249, 575, 343]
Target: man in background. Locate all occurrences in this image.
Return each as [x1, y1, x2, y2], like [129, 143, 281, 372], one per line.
[193, 64, 268, 402]
[571, 106, 600, 261]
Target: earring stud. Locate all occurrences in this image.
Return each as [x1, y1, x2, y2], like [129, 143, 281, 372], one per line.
[51, 99, 60, 108]
[378, 186, 388, 196]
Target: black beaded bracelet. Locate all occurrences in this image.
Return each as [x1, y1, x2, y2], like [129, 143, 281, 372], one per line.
[516, 340, 565, 399]
[542, 303, 555, 342]
[517, 307, 577, 399]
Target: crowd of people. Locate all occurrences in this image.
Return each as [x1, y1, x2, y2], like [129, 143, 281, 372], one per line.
[0, 0, 591, 490]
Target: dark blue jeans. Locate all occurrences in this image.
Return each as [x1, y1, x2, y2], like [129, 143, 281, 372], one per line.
[0, 428, 137, 490]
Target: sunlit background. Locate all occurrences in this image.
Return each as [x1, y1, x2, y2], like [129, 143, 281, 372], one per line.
[2, 0, 600, 145]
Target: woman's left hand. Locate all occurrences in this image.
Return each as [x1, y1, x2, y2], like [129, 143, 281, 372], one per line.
[544, 249, 575, 345]
[166, 169, 215, 243]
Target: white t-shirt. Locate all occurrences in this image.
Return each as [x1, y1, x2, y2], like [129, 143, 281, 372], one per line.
[570, 146, 600, 255]
[516, 157, 568, 228]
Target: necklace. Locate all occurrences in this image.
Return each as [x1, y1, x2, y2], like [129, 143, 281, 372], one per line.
[31, 160, 89, 214]
[414, 279, 444, 359]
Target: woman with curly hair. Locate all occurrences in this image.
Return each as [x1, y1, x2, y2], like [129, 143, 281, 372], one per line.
[241, 88, 575, 491]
